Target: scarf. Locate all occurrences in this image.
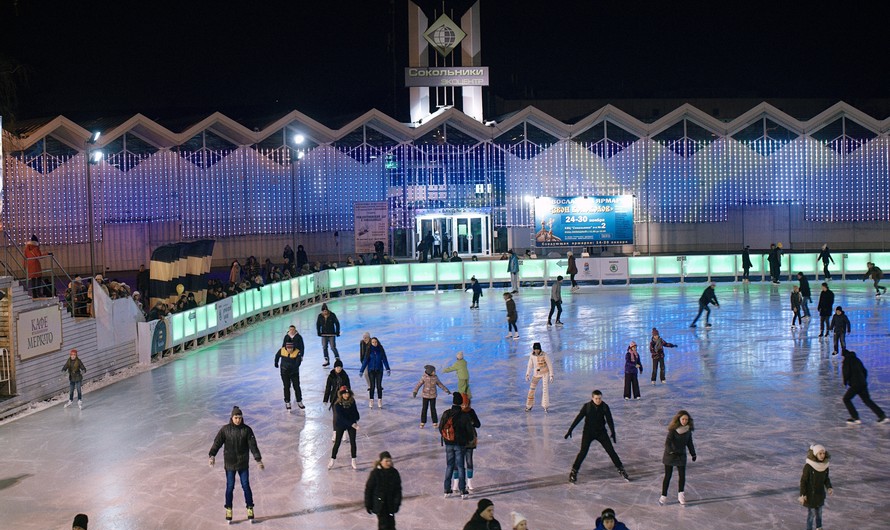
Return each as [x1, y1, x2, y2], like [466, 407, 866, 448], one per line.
[676, 425, 690, 435]
[806, 456, 829, 472]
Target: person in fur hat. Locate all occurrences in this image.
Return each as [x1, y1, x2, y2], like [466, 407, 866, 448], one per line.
[413, 365, 450, 428]
[208, 406, 263, 523]
[463, 498, 502, 530]
[509, 511, 528, 530]
[799, 444, 833, 530]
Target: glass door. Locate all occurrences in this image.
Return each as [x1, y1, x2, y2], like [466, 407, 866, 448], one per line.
[456, 218, 469, 253]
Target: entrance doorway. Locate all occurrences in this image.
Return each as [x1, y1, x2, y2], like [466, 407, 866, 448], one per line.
[413, 213, 490, 260]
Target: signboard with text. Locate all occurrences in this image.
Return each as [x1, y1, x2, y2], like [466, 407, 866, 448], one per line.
[17, 306, 63, 360]
[354, 202, 390, 254]
[405, 67, 490, 87]
[533, 196, 634, 247]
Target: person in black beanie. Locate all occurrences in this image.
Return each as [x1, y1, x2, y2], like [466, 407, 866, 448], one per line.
[841, 349, 889, 425]
[564, 390, 629, 483]
[364, 451, 402, 530]
[441, 392, 474, 498]
[463, 498, 502, 530]
[208, 406, 264, 523]
[72, 513, 88, 530]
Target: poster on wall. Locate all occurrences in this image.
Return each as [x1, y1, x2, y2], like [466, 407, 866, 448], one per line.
[216, 297, 234, 328]
[533, 196, 634, 247]
[354, 201, 389, 254]
[17, 306, 63, 360]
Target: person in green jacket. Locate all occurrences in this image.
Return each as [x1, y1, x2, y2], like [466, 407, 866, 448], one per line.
[444, 351, 471, 398]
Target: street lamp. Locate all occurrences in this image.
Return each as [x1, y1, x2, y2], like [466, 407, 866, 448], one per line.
[85, 132, 103, 277]
[290, 133, 306, 266]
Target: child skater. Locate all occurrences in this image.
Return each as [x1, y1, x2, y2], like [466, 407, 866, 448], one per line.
[504, 292, 518, 340]
[525, 342, 554, 412]
[413, 365, 451, 428]
[659, 409, 697, 506]
[649, 328, 676, 385]
[623, 341, 643, 400]
[799, 443, 833, 530]
[469, 276, 483, 309]
[444, 351, 471, 398]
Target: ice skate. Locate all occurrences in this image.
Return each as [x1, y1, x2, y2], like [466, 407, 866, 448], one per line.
[351, 458, 357, 469]
[377, 398, 383, 408]
[225, 507, 233, 522]
[467, 478, 474, 491]
[661, 379, 666, 384]
[297, 401, 305, 410]
[846, 418, 862, 425]
[678, 492, 686, 505]
[705, 323, 712, 328]
[420, 423, 425, 429]
[689, 324, 696, 328]
[322, 360, 330, 367]
[658, 495, 667, 505]
[64, 400, 73, 408]
[525, 406, 532, 412]
[285, 401, 292, 412]
[569, 469, 577, 483]
[246, 506, 254, 521]
[556, 320, 563, 326]
[619, 468, 630, 481]
[651, 381, 656, 385]
[513, 333, 519, 340]
[505, 333, 513, 339]
[327, 458, 335, 469]
[369, 399, 374, 408]
[77, 400, 82, 409]
[547, 321, 552, 326]
[331, 431, 336, 441]
[461, 491, 469, 500]
[878, 417, 890, 424]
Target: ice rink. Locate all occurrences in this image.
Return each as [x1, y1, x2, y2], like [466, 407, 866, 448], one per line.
[2, 280, 889, 529]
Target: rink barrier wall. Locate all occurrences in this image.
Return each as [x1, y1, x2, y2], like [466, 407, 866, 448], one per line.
[136, 251, 889, 359]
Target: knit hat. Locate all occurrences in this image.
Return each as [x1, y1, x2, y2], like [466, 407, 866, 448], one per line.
[333, 359, 343, 368]
[424, 364, 435, 375]
[30, 234, 39, 243]
[810, 444, 826, 454]
[532, 342, 542, 351]
[476, 498, 494, 513]
[379, 451, 392, 460]
[231, 406, 243, 418]
[339, 385, 350, 394]
[72, 513, 89, 529]
[601, 508, 616, 521]
[453, 392, 463, 405]
[510, 511, 527, 528]
[652, 327, 659, 334]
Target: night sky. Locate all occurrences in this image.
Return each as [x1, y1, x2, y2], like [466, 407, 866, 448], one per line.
[2, 0, 889, 126]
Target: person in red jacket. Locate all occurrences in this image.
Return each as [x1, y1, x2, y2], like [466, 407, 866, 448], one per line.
[24, 234, 49, 297]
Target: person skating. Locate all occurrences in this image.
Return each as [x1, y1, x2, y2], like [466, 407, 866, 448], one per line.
[659, 410, 697, 506]
[364, 451, 402, 530]
[594, 508, 630, 530]
[689, 282, 719, 328]
[829, 306, 850, 355]
[817, 283, 835, 338]
[444, 351, 471, 398]
[797, 272, 812, 318]
[359, 337, 390, 408]
[566, 252, 579, 291]
[208, 406, 264, 523]
[509, 511, 528, 530]
[413, 365, 450, 428]
[504, 292, 519, 340]
[767, 243, 783, 284]
[460, 394, 482, 492]
[817, 244, 835, 280]
[470, 276, 483, 309]
[323, 359, 351, 439]
[359, 332, 372, 391]
[281, 325, 300, 347]
[799, 444, 833, 530]
[525, 342, 554, 412]
[623, 342, 643, 400]
[649, 328, 676, 385]
[316, 303, 341, 367]
[328, 387, 360, 469]
[841, 349, 888, 424]
[564, 390, 629, 483]
[790, 286, 803, 329]
[62, 348, 86, 409]
[547, 275, 564, 326]
[863, 262, 887, 296]
[463, 498, 502, 530]
[507, 250, 520, 293]
[741, 245, 752, 282]
[441, 392, 475, 498]
[274, 339, 304, 412]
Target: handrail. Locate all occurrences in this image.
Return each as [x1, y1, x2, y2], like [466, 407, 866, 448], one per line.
[2, 232, 79, 312]
[0, 348, 10, 395]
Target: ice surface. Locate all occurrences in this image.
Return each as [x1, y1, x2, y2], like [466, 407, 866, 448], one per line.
[1, 281, 889, 529]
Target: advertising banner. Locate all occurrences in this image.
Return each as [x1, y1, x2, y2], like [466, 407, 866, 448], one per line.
[575, 258, 600, 280]
[404, 67, 489, 87]
[600, 257, 629, 280]
[533, 196, 634, 247]
[354, 202, 389, 254]
[216, 297, 234, 328]
[17, 306, 63, 360]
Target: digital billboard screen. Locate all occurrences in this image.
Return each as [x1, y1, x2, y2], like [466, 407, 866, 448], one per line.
[533, 196, 634, 247]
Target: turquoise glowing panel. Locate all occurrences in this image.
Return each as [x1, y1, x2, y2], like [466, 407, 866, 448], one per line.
[195, 306, 207, 333]
[384, 264, 409, 284]
[253, 289, 263, 310]
[290, 279, 300, 300]
[238, 293, 247, 317]
[520, 259, 545, 279]
[629, 257, 654, 276]
[298, 276, 309, 300]
[358, 265, 384, 286]
[343, 267, 359, 288]
[306, 275, 317, 297]
[655, 256, 681, 275]
[245, 291, 255, 313]
[171, 313, 184, 342]
[464, 262, 490, 281]
[261, 286, 272, 308]
[871, 253, 890, 270]
[271, 283, 282, 305]
[438, 263, 462, 282]
[492, 262, 511, 281]
[328, 269, 344, 290]
[233, 293, 242, 318]
[780, 254, 790, 272]
[544, 259, 564, 278]
[845, 253, 870, 272]
[710, 255, 735, 274]
[685, 255, 709, 275]
[790, 254, 817, 273]
[410, 263, 436, 283]
[738, 254, 763, 273]
[184, 310, 196, 337]
[207, 304, 217, 328]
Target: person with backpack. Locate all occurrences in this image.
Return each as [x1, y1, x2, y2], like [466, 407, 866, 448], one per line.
[440, 392, 474, 498]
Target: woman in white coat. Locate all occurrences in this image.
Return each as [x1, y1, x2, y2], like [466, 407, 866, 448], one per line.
[525, 342, 554, 412]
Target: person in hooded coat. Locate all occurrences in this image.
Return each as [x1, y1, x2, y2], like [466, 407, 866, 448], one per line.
[413, 364, 450, 428]
[208, 406, 263, 523]
[799, 443, 833, 530]
[364, 451, 402, 530]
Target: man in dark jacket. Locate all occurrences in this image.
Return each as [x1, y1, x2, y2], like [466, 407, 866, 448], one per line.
[323, 359, 351, 404]
[817, 283, 835, 338]
[817, 244, 835, 280]
[767, 243, 782, 284]
[863, 261, 887, 296]
[690, 282, 719, 328]
[829, 306, 850, 355]
[741, 246, 752, 282]
[209, 406, 263, 523]
[316, 303, 341, 367]
[364, 451, 402, 530]
[440, 392, 474, 498]
[564, 390, 629, 483]
[841, 350, 888, 425]
[797, 272, 812, 318]
[275, 340, 304, 411]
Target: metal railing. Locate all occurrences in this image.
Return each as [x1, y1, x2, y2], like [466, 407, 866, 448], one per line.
[0, 348, 11, 396]
[1, 233, 83, 315]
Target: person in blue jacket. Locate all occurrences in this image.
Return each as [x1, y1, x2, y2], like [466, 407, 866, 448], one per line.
[469, 276, 484, 309]
[593, 508, 630, 530]
[359, 337, 391, 408]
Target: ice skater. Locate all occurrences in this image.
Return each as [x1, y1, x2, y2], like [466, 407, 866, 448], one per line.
[817, 244, 835, 280]
[316, 303, 341, 367]
[463, 498, 501, 530]
[274, 339, 304, 411]
[328, 387, 360, 469]
[659, 409, 697, 506]
[566, 251, 579, 291]
[444, 351, 471, 397]
[359, 332, 372, 391]
[741, 245, 752, 282]
[790, 286, 803, 329]
[281, 324, 300, 347]
[413, 365, 450, 428]
[817, 283, 835, 338]
[323, 359, 351, 439]
[469, 276, 483, 309]
[829, 306, 850, 355]
[359, 337, 390, 408]
[459, 393, 482, 491]
[547, 275, 564, 326]
[797, 272, 812, 318]
[841, 349, 888, 424]
[504, 292, 519, 339]
[62, 348, 86, 409]
[441, 392, 474, 498]
[689, 282, 719, 328]
[525, 342, 554, 412]
[623, 341, 643, 400]
[649, 328, 676, 384]
[799, 444, 833, 530]
[564, 390, 629, 483]
[863, 262, 886, 296]
[208, 406, 264, 523]
[507, 249, 520, 293]
[364, 451, 402, 530]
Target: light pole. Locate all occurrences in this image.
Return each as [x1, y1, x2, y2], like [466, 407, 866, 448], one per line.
[290, 133, 305, 268]
[85, 131, 103, 277]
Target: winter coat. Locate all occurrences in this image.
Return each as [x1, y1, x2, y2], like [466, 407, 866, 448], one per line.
[413, 369, 449, 399]
[505, 299, 517, 322]
[440, 405, 475, 446]
[296, 248, 309, 270]
[649, 335, 676, 361]
[209, 420, 262, 471]
[359, 344, 390, 373]
[790, 291, 802, 312]
[817, 248, 834, 265]
[741, 249, 752, 269]
[323, 369, 352, 403]
[507, 253, 519, 274]
[282, 331, 303, 348]
[864, 264, 883, 281]
[333, 395, 360, 431]
[471, 282, 483, 297]
[662, 426, 696, 467]
[463, 406, 481, 449]
[842, 350, 869, 388]
[799, 276, 811, 299]
[698, 285, 718, 307]
[316, 312, 341, 336]
[800, 448, 832, 509]
[463, 513, 502, 530]
[359, 339, 371, 365]
[624, 348, 643, 375]
[228, 262, 241, 285]
[568, 401, 615, 438]
[444, 358, 469, 380]
[550, 280, 562, 302]
[594, 517, 630, 530]
[830, 312, 850, 335]
[526, 351, 554, 379]
[24, 241, 44, 278]
[817, 289, 835, 316]
[566, 255, 578, 275]
[364, 465, 402, 516]
[274, 345, 303, 372]
[767, 247, 782, 268]
[62, 357, 86, 383]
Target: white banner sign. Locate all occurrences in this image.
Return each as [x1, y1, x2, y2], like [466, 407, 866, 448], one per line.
[17, 306, 63, 360]
[354, 201, 389, 254]
[216, 297, 234, 328]
[575, 258, 600, 280]
[571, 258, 629, 281]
